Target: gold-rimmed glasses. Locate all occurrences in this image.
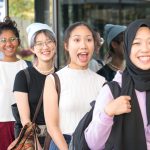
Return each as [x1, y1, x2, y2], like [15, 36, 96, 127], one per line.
[0, 37, 19, 44]
[34, 40, 54, 50]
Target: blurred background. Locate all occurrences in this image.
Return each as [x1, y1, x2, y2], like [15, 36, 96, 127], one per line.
[0, 0, 150, 68]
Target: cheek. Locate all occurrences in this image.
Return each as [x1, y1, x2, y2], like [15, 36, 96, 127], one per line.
[129, 48, 137, 63]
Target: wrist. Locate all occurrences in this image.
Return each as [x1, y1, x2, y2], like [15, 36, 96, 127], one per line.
[104, 107, 114, 117]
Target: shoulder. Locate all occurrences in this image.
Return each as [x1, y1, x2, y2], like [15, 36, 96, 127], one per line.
[112, 71, 122, 86]
[89, 69, 106, 81]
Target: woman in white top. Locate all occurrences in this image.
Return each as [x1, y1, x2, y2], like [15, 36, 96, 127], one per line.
[0, 17, 29, 150]
[43, 22, 106, 150]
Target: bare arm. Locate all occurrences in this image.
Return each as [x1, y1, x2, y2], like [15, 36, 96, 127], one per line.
[13, 91, 30, 126]
[14, 92, 42, 150]
[43, 75, 68, 150]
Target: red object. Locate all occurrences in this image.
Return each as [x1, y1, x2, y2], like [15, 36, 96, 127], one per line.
[0, 122, 15, 150]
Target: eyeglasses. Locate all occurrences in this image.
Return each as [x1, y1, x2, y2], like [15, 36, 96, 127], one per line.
[0, 37, 18, 44]
[34, 40, 54, 50]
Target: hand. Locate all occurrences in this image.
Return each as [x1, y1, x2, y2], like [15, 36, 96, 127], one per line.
[104, 96, 131, 117]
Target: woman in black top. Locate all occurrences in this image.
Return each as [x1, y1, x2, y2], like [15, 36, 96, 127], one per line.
[13, 23, 57, 149]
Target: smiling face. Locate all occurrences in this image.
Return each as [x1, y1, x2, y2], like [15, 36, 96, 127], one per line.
[130, 27, 150, 70]
[65, 25, 95, 70]
[32, 32, 56, 63]
[0, 30, 19, 61]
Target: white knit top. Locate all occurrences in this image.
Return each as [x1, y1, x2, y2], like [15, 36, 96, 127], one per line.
[55, 66, 105, 135]
[0, 60, 28, 122]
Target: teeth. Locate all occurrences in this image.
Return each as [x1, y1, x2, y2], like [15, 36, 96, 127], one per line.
[80, 52, 87, 55]
[139, 56, 150, 61]
[42, 51, 50, 55]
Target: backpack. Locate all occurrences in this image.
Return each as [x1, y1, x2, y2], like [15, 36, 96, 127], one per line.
[69, 81, 121, 150]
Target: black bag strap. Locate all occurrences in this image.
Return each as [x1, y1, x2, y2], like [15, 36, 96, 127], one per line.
[52, 73, 61, 104]
[107, 81, 121, 99]
[32, 72, 61, 123]
[23, 69, 30, 91]
[25, 60, 32, 67]
[43, 73, 61, 150]
[104, 81, 121, 149]
[23, 68, 43, 123]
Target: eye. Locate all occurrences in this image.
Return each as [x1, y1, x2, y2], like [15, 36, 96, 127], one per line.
[74, 38, 80, 42]
[132, 41, 141, 45]
[10, 37, 17, 42]
[0, 38, 6, 43]
[46, 40, 52, 45]
[87, 38, 93, 42]
[35, 42, 43, 46]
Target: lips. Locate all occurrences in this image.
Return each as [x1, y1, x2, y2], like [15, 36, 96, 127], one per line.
[5, 47, 15, 53]
[138, 56, 150, 63]
[42, 51, 51, 55]
[78, 52, 89, 62]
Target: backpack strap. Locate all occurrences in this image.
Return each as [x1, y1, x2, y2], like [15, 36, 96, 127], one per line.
[25, 60, 32, 67]
[23, 69, 30, 91]
[105, 81, 121, 149]
[106, 81, 121, 99]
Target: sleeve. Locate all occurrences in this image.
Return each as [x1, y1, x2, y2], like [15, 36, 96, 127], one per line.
[13, 70, 28, 93]
[84, 84, 114, 150]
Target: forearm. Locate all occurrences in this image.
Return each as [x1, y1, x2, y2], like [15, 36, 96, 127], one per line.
[48, 126, 68, 150]
[84, 112, 113, 149]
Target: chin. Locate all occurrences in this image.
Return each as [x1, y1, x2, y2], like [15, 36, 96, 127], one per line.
[138, 66, 150, 70]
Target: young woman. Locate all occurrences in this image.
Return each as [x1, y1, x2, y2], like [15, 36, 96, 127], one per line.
[85, 19, 150, 150]
[13, 23, 57, 149]
[0, 17, 29, 150]
[43, 22, 106, 150]
[97, 24, 126, 81]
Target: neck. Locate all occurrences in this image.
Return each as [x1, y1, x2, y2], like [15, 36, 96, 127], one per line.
[34, 62, 55, 75]
[108, 60, 125, 71]
[2, 56, 19, 62]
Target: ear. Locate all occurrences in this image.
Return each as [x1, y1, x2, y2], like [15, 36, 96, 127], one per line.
[111, 41, 118, 49]
[64, 43, 69, 51]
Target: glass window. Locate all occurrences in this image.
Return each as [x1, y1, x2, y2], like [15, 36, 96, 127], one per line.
[57, 0, 150, 68]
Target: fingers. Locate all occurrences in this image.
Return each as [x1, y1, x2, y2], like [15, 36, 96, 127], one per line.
[105, 95, 132, 116]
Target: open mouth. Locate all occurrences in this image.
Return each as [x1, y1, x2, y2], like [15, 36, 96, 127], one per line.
[78, 52, 89, 62]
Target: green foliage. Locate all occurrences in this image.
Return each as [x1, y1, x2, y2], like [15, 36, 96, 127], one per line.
[9, 0, 34, 19]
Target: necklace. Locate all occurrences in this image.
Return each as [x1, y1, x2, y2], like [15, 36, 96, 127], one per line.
[34, 65, 54, 75]
[108, 63, 121, 71]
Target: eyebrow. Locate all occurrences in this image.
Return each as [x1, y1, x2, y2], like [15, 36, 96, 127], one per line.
[71, 35, 93, 37]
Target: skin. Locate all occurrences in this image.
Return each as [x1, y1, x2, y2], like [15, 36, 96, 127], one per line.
[0, 30, 19, 62]
[31, 32, 56, 72]
[44, 25, 95, 150]
[130, 27, 150, 70]
[105, 27, 150, 117]
[14, 32, 56, 150]
[64, 25, 95, 70]
[110, 40, 125, 71]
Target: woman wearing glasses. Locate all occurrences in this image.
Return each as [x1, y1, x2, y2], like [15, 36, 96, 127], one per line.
[0, 17, 30, 150]
[13, 22, 57, 149]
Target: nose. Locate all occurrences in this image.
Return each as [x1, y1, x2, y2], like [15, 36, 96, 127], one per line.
[80, 39, 87, 49]
[5, 40, 12, 46]
[142, 41, 150, 52]
[42, 42, 48, 49]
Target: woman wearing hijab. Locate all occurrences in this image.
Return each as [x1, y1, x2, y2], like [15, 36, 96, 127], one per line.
[84, 19, 150, 150]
